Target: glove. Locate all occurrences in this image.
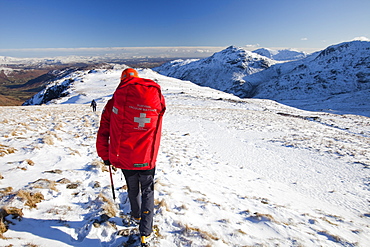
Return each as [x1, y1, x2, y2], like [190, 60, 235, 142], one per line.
[103, 160, 111, 166]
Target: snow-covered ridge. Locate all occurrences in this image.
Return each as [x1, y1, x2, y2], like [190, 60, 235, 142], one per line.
[22, 64, 128, 106]
[153, 46, 276, 98]
[253, 41, 370, 100]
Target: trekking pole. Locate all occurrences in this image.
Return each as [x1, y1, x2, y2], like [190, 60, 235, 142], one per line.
[108, 165, 116, 201]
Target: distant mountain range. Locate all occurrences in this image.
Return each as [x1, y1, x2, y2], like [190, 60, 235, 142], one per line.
[22, 41, 370, 117]
[154, 41, 370, 101]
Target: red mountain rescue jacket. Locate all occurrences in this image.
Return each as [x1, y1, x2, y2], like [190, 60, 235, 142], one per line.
[96, 77, 166, 170]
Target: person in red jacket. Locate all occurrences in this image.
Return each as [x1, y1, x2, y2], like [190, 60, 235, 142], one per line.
[96, 68, 165, 245]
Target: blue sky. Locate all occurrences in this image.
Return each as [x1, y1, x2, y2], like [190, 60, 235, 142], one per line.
[1, 0, 369, 57]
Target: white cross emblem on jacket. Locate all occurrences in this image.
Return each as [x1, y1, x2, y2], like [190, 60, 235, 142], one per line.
[134, 113, 151, 128]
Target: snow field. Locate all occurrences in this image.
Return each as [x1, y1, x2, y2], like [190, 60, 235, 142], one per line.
[0, 69, 369, 246]
[154, 94, 370, 246]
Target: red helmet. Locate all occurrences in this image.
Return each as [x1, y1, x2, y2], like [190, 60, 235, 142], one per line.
[121, 68, 139, 80]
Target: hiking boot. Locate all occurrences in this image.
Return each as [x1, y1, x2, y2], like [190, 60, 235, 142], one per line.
[141, 235, 150, 247]
[142, 231, 156, 246]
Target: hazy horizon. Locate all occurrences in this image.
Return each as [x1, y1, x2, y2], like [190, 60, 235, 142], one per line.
[0, 44, 336, 59]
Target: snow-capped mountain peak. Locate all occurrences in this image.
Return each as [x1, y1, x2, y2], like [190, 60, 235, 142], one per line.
[252, 48, 307, 61]
[153, 46, 276, 97]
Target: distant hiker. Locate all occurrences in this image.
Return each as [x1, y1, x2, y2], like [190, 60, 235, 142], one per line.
[91, 99, 97, 112]
[96, 68, 166, 246]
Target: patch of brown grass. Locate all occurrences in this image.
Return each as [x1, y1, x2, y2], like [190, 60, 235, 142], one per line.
[180, 222, 219, 241]
[0, 187, 13, 197]
[97, 193, 117, 217]
[56, 178, 71, 184]
[155, 198, 170, 212]
[25, 159, 35, 166]
[317, 230, 344, 243]
[102, 165, 110, 173]
[0, 206, 23, 238]
[90, 159, 113, 172]
[44, 169, 62, 174]
[0, 187, 14, 203]
[90, 159, 103, 167]
[0, 118, 9, 124]
[42, 135, 54, 145]
[24, 243, 39, 247]
[54, 123, 64, 130]
[16, 190, 44, 209]
[236, 228, 247, 235]
[102, 203, 117, 218]
[66, 147, 80, 156]
[0, 144, 17, 157]
[29, 178, 58, 191]
[66, 182, 80, 189]
[97, 193, 110, 203]
[17, 166, 27, 171]
[249, 212, 277, 223]
[90, 159, 104, 170]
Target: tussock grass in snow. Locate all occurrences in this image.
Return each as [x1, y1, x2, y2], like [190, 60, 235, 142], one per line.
[24, 243, 39, 247]
[98, 193, 117, 218]
[0, 206, 23, 238]
[42, 135, 54, 145]
[0, 144, 16, 157]
[28, 179, 58, 191]
[179, 222, 220, 242]
[155, 198, 170, 212]
[89, 158, 108, 172]
[66, 182, 80, 189]
[43, 169, 63, 174]
[66, 147, 80, 156]
[16, 190, 44, 209]
[56, 178, 71, 184]
[24, 159, 35, 166]
[0, 187, 13, 194]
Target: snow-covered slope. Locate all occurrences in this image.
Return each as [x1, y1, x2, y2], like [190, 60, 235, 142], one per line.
[250, 41, 370, 116]
[23, 64, 128, 106]
[153, 46, 276, 97]
[253, 41, 370, 99]
[1, 69, 369, 246]
[252, 48, 307, 61]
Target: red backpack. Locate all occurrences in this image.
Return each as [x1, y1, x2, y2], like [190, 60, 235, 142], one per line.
[108, 77, 166, 170]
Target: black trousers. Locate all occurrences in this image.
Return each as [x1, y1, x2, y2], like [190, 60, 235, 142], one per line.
[122, 168, 155, 236]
